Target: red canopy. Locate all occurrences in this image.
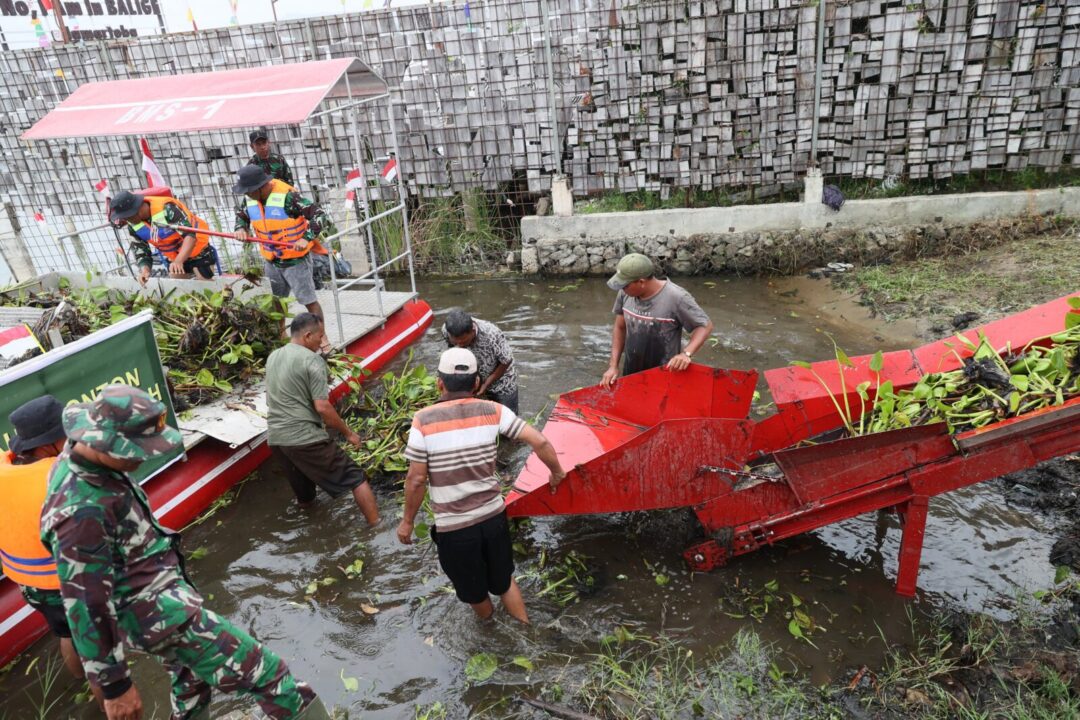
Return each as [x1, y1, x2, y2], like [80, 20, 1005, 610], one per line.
[22, 58, 385, 140]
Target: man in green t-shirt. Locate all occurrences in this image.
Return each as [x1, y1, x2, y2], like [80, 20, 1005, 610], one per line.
[265, 313, 379, 524]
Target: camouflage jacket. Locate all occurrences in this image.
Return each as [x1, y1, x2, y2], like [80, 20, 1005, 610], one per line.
[250, 152, 295, 187]
[125, 202, 211, 270]
[40, 448, 200, 699]
[233, 191, 332, 244]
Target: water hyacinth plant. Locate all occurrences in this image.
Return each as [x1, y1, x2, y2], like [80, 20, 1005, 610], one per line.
[791, 305, 1080, 438]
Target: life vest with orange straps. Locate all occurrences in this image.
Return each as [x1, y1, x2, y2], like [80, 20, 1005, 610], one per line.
[128, 196, 210, 261]
[0, 452, 59, 590]
[244, 179, 313, 262]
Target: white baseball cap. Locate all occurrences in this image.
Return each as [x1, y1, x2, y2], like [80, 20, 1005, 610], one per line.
[438, 347, 478, 375]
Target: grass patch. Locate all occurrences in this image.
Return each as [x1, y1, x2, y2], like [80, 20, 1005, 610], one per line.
[838, 167, 1080, 201]
[573, 169, 1080, 215]
[407, 190, 509, 272]
[553, 628, 824, 720]
[834, 217, 1080, 325]
[576, 187, 743, 214]
[862, 598, 1080, 719]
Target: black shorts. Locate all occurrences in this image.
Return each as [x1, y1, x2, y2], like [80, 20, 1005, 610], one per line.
[432, 511, 515, 604]
[22, 588, 71, 638]
[271, 439, 367, 503]
[182, 252, 216, 279]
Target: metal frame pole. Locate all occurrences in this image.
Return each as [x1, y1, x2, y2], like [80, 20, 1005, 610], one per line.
[810, 0, 826, 166]
[386, 97, 416, 296]
[112, 226, 137, 278]
[346, 72, 385, 319]
[540, 0, 562, 175]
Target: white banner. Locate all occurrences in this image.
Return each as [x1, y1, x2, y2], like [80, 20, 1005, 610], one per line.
[0, 0, 166, 50]
[1, 0, 439, 50]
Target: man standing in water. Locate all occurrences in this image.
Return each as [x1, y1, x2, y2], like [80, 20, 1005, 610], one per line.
[442, 308, 520, 413]
[397, 348, 566, 624]
[41, 385, 329, 720]
[601, 253, 714, 389]
[266, 313, 380, 525]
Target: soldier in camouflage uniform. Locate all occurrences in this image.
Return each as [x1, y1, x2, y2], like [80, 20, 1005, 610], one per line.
[249, 127, 296, 186]
[41, 385, 329, 720]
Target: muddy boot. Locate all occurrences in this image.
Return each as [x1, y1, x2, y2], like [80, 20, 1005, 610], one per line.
[294, 696, 333, 720]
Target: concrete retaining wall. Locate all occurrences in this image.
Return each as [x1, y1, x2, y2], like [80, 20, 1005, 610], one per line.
[520, 187, 1080, 276]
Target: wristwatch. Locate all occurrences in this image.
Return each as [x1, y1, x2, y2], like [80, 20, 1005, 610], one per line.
[682, 350, 693, 359]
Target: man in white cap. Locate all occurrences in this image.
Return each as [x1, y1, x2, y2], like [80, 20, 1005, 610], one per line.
[601, 253, 714, 389]
[397, 348, 566, 624]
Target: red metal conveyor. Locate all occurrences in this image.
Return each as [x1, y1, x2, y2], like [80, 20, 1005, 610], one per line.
[505, 293, 1080, 596]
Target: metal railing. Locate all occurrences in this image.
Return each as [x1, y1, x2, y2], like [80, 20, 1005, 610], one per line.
[321, 199, 417, 347]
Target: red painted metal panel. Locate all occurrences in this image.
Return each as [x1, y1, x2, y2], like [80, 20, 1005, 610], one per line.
[506, 418, 755, 517]
[691, 477, 801, 533]
[508, 365, 756, 499]
[22, 59, 384, 140]
[773, 423, 953, 504]
[766, 349, 921, 407]
[555, 364, 757, 428]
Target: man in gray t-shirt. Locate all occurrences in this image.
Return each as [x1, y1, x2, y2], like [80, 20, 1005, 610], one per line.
[265, 312, 379, 524]
[601, 253, 714, 389]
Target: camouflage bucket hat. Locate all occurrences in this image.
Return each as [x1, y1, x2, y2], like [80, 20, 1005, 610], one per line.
[63, 385, 182, 462]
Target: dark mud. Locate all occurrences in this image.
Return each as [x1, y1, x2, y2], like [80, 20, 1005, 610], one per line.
[1000, 456, 1080, 572]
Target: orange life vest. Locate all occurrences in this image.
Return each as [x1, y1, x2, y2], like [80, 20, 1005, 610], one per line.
[128, 196, 211, 261]
[244, 179, 312, 262]
[0, 452, 59, 590]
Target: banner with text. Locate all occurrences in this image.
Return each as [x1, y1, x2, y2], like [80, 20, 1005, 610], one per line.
[0, 310, 183, 483]
[0, 0, 165, 51]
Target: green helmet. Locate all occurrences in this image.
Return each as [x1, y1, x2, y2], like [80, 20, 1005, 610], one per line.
[63, 385, 182, 462]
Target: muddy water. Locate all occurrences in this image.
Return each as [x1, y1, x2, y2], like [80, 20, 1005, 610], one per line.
[0, 276, 1059, 718]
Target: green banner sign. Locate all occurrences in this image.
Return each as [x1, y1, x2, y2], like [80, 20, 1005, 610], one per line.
[0, 310, 183, 483]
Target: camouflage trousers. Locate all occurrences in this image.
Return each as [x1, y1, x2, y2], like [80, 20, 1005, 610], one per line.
[157, 606, 315, 720]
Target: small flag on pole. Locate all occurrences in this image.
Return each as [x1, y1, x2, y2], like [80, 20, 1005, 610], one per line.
[464, 1, 472, 31]
[186, 7, 197, 31]
[33, 210, 45, 222]
[140, 138, 166, 188]
[95, 178, 112, 217]
[380, 158, 398, 183]
[345, 168, 363, 201]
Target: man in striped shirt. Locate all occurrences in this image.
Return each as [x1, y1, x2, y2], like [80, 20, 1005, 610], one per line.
[398, 348, 565, 624]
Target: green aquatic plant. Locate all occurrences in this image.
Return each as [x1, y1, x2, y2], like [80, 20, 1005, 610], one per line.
[342, 353, 439, 476]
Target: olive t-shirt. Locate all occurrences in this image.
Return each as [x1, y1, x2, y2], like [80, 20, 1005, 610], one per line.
[265, 342, 330, 447]
[613, 280, 711, 376]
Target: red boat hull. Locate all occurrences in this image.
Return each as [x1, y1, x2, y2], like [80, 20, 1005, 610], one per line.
[0, 299, 432, 667]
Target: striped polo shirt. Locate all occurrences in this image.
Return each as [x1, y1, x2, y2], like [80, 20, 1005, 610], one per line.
[404, 398, 526, 532]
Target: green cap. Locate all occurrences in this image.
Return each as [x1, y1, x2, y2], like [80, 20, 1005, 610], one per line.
[607, 253, 655, 290]
[63, 385, 182, 462]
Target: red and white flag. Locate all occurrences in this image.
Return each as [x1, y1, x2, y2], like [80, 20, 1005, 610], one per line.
[95, 178, 113, 218]
[380, 158, 398, 183]
[0, 325, 43, 362]
[33, 210, 45, 222]
[345, 168, 363, 201]
[140, 137, 166, 188]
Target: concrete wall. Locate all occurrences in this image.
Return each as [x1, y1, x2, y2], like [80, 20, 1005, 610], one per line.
[520, 187, 1080, 275]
